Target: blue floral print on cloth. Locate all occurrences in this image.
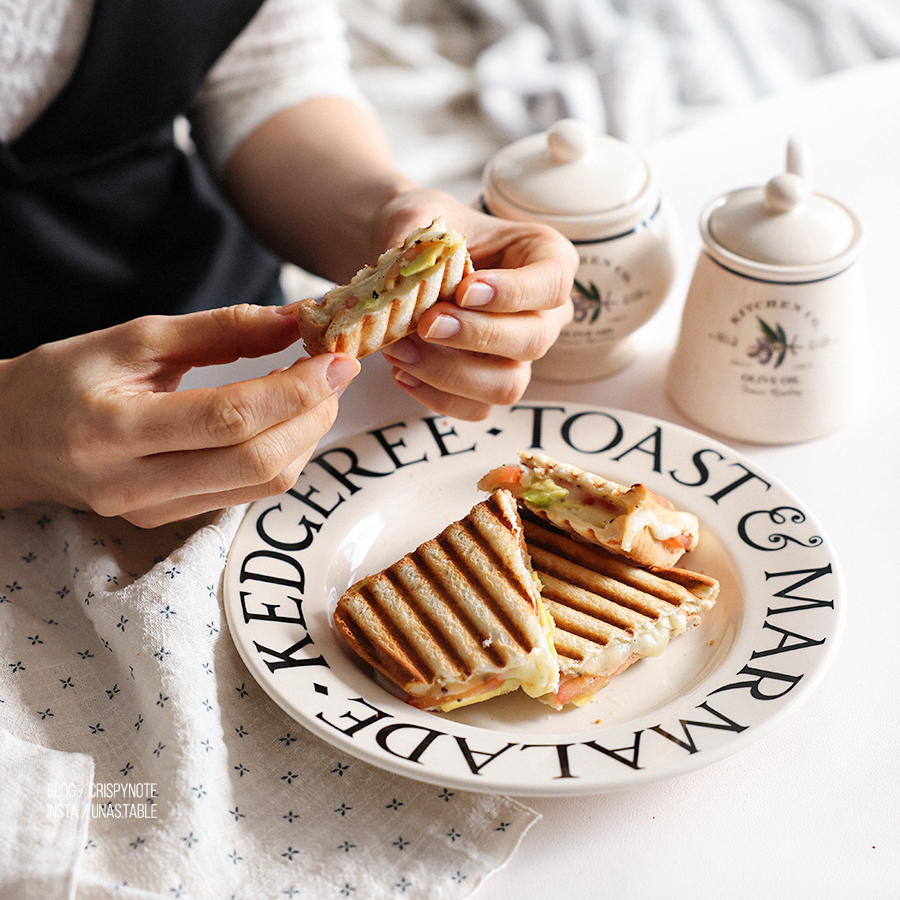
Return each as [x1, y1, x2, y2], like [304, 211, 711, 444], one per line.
[0, 503, 538, 900]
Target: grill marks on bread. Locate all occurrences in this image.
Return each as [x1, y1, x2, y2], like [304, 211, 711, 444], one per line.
[334, 488, 718, 710]
[334, 492, 543, 697]
[521, 511, 717, 674]
[297, 218, 473, 359]
[330, 273, 433, 358]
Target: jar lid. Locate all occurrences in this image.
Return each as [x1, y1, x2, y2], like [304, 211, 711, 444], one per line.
[703, 138, 861, 278]
[481, 119, 659, 240]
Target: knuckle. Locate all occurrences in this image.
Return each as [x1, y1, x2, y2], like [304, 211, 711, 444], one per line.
[535, 248, 578, 310]
[120, 314, 170, 353]
[432, 395, 492, 421]
[452, 396, 495, 421]
[495, 364, 530, 406]
[206, 394, 258, 444]
[80, 485, 111, 516]
[236, 394, 338, 488]
[286, 371, 325, 413]
[124, 509, 166, 530]
[83, 481, 133, 520]
[469, 316, 506, 355]
[317, 394, 340, 432]
[455, 404, 492, 422]
[544, 257, 577, 309]
[521, 316, 559, 361]
[238, 435, 286, 486]
[421, 394, 457, 417]
[546, 226, 580, 267]
[264, 467, 301, 497]
[210, 303, 258, 334]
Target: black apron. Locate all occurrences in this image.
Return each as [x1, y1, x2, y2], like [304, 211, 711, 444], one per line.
[0, 0, 284, 359]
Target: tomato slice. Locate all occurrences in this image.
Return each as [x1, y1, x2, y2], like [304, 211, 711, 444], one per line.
[406, 675, 505, 710]
[481, 465, 523, 489]
[554, 673, 609, 707]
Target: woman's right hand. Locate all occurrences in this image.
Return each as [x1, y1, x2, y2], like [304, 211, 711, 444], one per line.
[0, 304, 359, 528]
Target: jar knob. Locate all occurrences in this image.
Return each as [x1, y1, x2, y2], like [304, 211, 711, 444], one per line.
[765, 137, 812, 213]
[547, 118, 593, 164]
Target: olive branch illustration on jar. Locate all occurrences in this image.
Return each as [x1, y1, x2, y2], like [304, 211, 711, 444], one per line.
[572, 279, 605, 324]
[749, 317, 800, 369]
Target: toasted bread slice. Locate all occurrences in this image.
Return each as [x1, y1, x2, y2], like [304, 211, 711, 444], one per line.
[479, 452, 700, 568]
[520, 512, 719, 709]
[333, 490, 558, 712]
[297, 217, 473, 359]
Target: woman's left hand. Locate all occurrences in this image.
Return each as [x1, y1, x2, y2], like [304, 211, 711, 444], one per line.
[377, 190, 578, 420]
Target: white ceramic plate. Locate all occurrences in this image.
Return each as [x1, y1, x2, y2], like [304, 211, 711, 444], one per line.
[223, 404, 844, 796]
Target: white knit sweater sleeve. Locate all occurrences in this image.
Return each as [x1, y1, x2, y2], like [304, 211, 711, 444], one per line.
[189, 0, 368, 173]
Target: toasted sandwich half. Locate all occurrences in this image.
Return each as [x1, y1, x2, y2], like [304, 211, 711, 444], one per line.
[333, 490, 559, 712]
[518, 511, 719, 709]
[297, 217, 473, 359]
[479, 452, 700, 569]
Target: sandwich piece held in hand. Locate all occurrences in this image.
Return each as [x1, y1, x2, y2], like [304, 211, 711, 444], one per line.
[479, 452, 700, 568]
[332, 490, 559, 712]
[521, 511, 719, 709]
[297, 217, 473, 359]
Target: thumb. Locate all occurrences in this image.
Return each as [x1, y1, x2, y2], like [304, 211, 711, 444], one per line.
[135, 350, 361, 455]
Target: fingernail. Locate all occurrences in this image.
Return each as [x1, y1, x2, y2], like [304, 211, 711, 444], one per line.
[424, 314, 461, 341]
[460, 281, 494, 308]
[326, 355, 360, 389]
[276, 299, 305, 315]
[393, 369, 422, 389]
[382, 337, 420, 365]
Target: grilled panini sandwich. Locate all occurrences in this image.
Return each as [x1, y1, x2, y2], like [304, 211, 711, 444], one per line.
[521, 511, 719, 709]
[479, 452, 700, 568]
[297, 217, 473, 359]
[333, 490, 558, 712]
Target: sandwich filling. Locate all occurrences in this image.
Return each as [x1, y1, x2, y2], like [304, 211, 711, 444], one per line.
[297, 217, 472, 358]
[479, 452, 699, 568]
[326, 225, 465, 329]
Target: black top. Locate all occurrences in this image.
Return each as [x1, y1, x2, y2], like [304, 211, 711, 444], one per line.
[0, 0, 284, 358]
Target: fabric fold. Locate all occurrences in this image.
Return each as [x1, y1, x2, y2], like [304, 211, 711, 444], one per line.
[0, 503, 538, 899]
[0, 729, 94, 900]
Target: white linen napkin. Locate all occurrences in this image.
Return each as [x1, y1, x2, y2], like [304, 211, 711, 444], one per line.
[337, 0, 900, 199]
[0, 503, 539, 899]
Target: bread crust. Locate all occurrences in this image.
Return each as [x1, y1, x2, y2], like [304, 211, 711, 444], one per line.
[297, 218, 473, 359]
[479, 452, 700, 568]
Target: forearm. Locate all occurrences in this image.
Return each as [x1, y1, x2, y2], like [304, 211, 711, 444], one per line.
[221, 95, 418, 284]
[0, 356, 46, 510]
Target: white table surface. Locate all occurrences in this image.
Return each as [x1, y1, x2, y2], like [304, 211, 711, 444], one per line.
[184, 59, 900, 899]
[478, 59, 900, 900]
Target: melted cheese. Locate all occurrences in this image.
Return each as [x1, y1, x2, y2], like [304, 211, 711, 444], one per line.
[574, 608, 702, 677]
[619, 502, 684, 550]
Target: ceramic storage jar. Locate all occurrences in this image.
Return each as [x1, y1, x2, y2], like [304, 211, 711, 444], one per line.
[481, 119, 679, 382]
[667, 139, 864, 444]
